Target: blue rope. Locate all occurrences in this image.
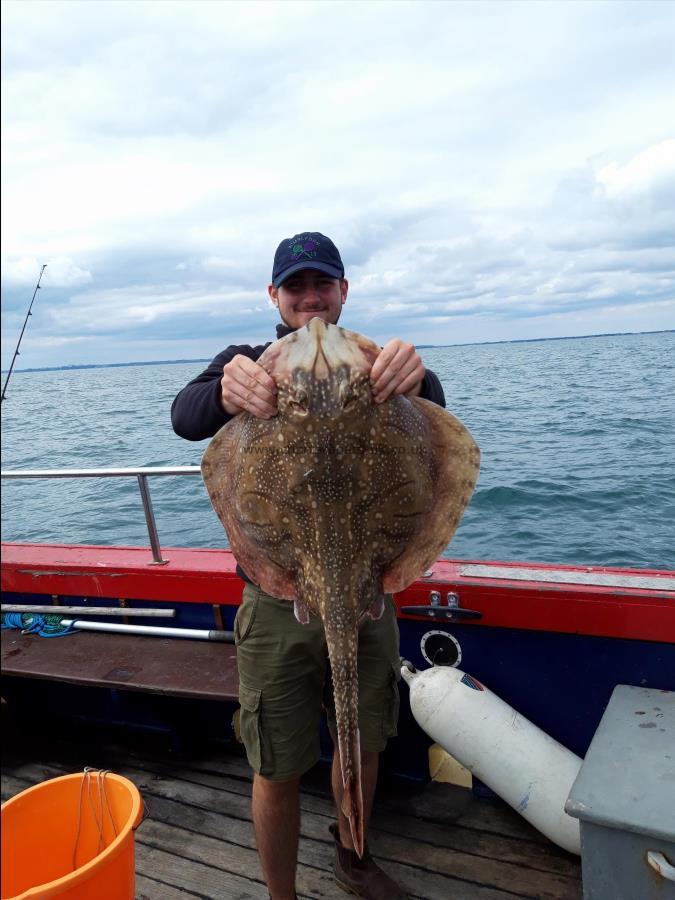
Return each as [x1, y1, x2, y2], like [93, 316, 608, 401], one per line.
[1, 612, 77, 637]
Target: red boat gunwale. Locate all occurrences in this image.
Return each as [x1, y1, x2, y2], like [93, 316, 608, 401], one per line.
[2, 542, 673, 643]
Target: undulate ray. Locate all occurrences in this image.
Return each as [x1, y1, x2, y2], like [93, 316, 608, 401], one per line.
[201, 318, 480, 856]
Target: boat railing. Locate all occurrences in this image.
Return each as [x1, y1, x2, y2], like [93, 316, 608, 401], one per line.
[1, 466, 202, 565]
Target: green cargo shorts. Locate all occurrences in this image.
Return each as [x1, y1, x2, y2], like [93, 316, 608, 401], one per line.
[235, 584, 401, 781]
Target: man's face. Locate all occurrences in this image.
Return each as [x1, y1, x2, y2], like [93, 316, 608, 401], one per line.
[268, 269, 348, 330]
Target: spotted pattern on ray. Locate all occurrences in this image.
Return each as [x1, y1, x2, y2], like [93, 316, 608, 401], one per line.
[201, 318, 480, 857]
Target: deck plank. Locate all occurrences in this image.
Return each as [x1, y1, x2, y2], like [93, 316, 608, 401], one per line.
[1, 728, 582, 899]
[136, 872, 203, 899]
[135, 842, 270, 899]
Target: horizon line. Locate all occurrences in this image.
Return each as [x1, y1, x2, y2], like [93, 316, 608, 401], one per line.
[2, 328, 673, 374]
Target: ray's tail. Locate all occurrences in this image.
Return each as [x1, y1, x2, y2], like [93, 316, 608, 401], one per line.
[337, 715, 364, 857]
[326, 630, 365, 858]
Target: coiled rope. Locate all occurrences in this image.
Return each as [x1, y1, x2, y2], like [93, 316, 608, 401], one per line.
[1, 612, 77, 637]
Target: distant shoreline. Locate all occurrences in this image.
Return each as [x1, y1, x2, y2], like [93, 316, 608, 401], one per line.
[3, 330, 672, 374]
[2, 358, 212, 374]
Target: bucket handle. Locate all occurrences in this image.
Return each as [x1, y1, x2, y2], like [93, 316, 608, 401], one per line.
[73, 768, 118, 870]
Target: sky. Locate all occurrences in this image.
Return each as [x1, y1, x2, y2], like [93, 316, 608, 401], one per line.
[2, 0, 675, 370]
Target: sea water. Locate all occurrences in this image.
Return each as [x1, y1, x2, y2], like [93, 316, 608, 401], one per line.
[2, 331, 674, 569]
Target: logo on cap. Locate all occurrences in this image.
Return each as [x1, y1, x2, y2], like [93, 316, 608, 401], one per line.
[290, 236, 319, 261]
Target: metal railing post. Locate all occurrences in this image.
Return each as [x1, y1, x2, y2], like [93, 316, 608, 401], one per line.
[136, 474, 168, 565]
[1, 466, 202, 566]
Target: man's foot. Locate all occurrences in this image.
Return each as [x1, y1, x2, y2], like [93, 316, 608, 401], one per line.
[330, 824, 408, 899]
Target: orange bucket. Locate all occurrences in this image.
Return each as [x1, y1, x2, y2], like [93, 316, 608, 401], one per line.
[1, 770, 143, 900]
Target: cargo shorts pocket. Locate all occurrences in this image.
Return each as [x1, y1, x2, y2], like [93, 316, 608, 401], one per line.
[238, 684, 263, 772]
[382, 663, 401, 740]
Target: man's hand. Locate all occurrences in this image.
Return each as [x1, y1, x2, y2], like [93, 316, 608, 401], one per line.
[220, 355, 277, 418]
[370, 339, 425, 404]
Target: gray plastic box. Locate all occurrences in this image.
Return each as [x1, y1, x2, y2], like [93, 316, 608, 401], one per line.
[565, 685, 675, 900]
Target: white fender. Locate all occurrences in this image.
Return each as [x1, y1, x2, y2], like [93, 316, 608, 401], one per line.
[401, 664, 582, 854]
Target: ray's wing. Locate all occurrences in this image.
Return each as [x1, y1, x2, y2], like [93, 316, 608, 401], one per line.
[201, 416, 299, 601]
[382, 398, 480, 593]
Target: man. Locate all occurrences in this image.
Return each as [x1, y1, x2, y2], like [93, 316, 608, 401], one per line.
[172, 233, 445, 900]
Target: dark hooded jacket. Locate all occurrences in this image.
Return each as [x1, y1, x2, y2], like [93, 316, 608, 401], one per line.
[171, 323, 445, 441]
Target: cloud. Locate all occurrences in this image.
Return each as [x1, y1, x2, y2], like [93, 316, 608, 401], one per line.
[2, 1, 675, 369]
[47, 283, 268, 334]
[596, 139, 675, 201]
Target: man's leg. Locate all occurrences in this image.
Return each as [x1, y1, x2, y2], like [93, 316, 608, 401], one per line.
[331, 739, 379, 850]
[235, 586, 327, 899]
[252, 774, 299, 900]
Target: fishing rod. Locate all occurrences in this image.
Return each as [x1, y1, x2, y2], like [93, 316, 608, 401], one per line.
[1, 263, 47, 403]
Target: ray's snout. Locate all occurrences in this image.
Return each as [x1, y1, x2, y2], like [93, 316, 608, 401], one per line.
[306, 315, 329, 338]
[303, 317, 362, 381]
[264, 319, 381, 386]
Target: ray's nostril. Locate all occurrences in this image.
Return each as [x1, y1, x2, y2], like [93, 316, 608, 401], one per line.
[339, 382, 353, 408]
[290, 387, 308, 412]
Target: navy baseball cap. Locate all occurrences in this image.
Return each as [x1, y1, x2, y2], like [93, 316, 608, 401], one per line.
[272, 232, 344, 288]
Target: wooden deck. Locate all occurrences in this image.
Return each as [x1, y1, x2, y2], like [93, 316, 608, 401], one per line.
[1, 717, 582, 900]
